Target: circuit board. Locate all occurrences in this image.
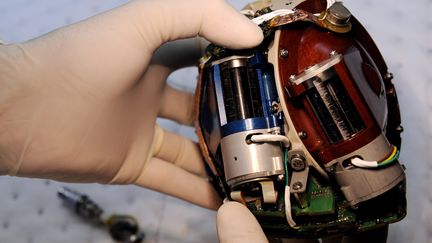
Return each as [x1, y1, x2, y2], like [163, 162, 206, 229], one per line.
[246, 175, 406, 238]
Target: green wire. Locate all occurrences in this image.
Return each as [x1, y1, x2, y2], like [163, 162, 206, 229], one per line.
[378, 150, 400, 167]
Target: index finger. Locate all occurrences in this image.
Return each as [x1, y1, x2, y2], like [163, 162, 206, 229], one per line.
[135, 157, 222, 210]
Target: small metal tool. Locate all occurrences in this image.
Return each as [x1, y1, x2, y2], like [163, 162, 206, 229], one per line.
[58, 187, 145, 243]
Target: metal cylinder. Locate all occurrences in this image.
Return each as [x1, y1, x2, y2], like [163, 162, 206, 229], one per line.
[221, 129, 284, 187]
[210, 53, 285, 187]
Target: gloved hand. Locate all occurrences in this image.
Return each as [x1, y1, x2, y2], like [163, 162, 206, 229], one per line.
[217, 202, 268, 243]
[0, 0, 263, 210]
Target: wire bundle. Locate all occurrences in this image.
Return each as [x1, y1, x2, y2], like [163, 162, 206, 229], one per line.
[250, 133, 291, 148]
[351, 146, 399, 168]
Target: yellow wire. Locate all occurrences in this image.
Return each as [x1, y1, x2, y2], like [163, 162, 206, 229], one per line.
[381, 146, 397, 163]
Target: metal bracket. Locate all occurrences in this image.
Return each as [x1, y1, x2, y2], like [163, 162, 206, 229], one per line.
[288, 151, 309, 194]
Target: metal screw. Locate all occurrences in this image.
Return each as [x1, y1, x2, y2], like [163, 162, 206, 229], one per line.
[271, 102, 279, 113]
[396, 125, 404, 133]
[330, 50, 338, 56]
[289, 75, 296, 81]
[384, 72, 394, 80]
[280, 49, 289, 58]
[298, 131, 307, 139]
[292, 182, 303, 190]
[277, 174, 285, 181]
[290, 154, 306, 171]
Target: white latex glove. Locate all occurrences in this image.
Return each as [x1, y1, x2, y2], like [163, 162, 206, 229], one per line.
[217, 202, 269, 243]
[0, 0, 263, 210]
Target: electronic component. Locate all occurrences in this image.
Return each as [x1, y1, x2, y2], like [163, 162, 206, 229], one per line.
[209, 52, 285, 191]
[196, 0, 406, 238]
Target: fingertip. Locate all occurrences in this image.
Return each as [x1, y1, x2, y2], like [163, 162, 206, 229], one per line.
[217, 201, 254, 223]
[217, 201, 268, 243]
[218, 201, 246, 214]
[200, 1, 264, 50]
[224, 15, 264, 49]
[235, 19, 264, 49]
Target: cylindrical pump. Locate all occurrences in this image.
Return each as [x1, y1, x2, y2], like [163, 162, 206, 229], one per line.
[209, 52, 285, 187]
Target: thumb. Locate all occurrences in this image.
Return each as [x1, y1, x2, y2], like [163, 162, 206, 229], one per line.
[130, 0, 263, 50]
[13, 0, 262, 88]
[217, 202, 268, 243]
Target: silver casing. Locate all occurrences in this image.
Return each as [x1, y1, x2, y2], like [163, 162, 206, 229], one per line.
[329, 134, 405, 205]
[221, 128, 284, 187]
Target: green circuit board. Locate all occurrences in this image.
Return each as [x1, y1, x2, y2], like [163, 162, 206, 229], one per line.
[246, 175, 406, 238]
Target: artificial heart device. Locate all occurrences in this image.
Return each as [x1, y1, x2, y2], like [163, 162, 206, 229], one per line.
[195, 0, 406, 238]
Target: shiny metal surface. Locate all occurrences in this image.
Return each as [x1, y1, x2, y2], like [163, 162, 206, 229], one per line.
[325, 2, 352, 27]
[220, 129, 285, 187]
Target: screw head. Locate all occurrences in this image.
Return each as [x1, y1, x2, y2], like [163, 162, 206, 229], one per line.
[271, 103, 279, 113]
[290, 154, 306, 171]
[384, 72, 394, 80]
[298, 131, 307, 139]
[292, 182, 303, 190]
[289, 75, 296, 82]
[396, 125, 404, 133]
[280, 49, 289, 58]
